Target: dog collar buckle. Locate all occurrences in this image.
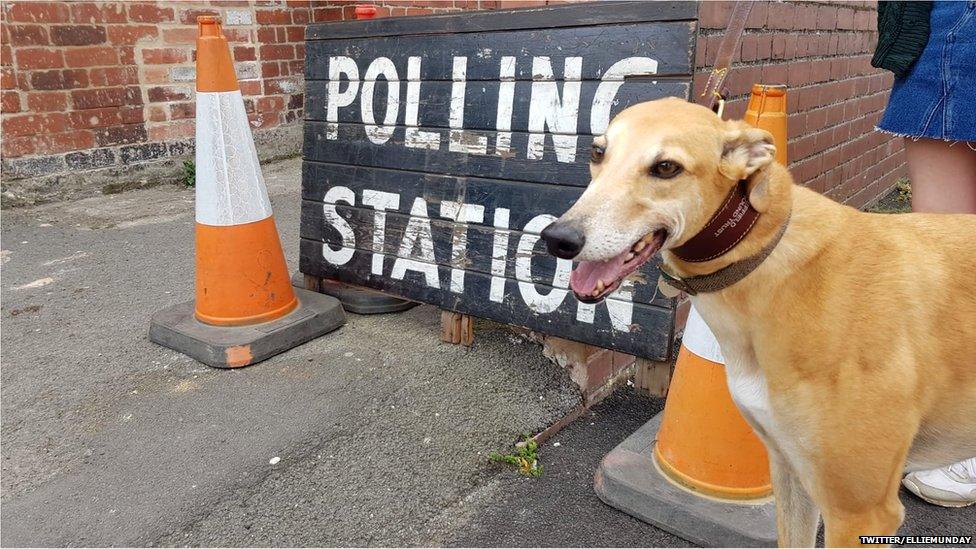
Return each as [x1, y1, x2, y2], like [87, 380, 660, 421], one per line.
[659, 270, 696, 296]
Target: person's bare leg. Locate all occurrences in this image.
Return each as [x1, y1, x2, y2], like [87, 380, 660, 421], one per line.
[904, 138, 976, 214]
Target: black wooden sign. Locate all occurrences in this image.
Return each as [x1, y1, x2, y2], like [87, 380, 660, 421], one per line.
[300, 1, 698, 360]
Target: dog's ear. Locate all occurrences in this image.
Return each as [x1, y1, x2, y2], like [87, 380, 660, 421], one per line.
[719, 122, 776, 182]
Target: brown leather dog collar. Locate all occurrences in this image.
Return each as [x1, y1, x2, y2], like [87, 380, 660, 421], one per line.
[659, 211, 791, 296]
[672, 180, 759, 263]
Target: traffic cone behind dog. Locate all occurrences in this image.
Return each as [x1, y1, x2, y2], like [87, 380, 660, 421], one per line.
[653, 83, 789, 499]
[148, 18, 345, 368]
[745, 84, 787, 166]
[193, 16, 296, 326]
[654, 308, 771, 498]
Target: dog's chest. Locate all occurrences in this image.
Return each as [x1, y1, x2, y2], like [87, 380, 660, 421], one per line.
[691, 303, 776, 435]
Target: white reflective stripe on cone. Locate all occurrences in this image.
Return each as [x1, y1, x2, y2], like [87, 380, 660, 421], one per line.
[682, 305, 725, 363]
[195, 90, 273, 226]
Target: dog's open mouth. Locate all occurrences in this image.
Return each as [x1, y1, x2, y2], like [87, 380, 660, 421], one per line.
[569, 229, 667, 303]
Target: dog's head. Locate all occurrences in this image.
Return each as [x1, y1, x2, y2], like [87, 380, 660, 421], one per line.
[541, 97, 777, 303]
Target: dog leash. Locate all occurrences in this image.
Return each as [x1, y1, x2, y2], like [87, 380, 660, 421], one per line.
[698, 1, 754, 115]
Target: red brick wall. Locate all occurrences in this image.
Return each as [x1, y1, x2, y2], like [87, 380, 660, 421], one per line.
[1, 0, 311, 205]
[696, 1, 905, 208]
[1, 0, 904, 209]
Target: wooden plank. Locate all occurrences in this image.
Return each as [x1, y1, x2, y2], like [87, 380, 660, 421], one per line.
[305, 79, 690, 135]
[299, 199, 671, 308]
[306, 1, 697, 41]
[305, 21, 696, 81]
[299, 238, 674, 360]
[302, 161, 584, 223]
[304, 121, 594, 184]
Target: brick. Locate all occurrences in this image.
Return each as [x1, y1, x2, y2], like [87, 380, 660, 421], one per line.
[293, 8, 310, 24]
[148, 105, 167, 122]
[127, 3, 175, 23]
[147, 85, 191, 103]
[95, 123, 147, 147]
[51, 25, 107, 46]
[142, 47, 188, 64]
[767, 2, 794, 30]
[225, 9, 253, 25]
[169, 102, 195, 119]
[2, 113, 70, 136]
[256, 96, 284, 112]
[7, 2, 70, 23]
[698, 1, 733, 29]
[234, 46, 256, 61]
[178, 8, 218, 25]
[286, 25, 305, 42]
[8, 24, 48, 46]
[65, 147, 116, 170]
[162, 27, 197, 45]
[239, 79, 261, 96]
[89, 66, 138, 87]
[70, 3, 127, 24]
[1, 45, 11, 67]
[72, 87, 127, 109]
[223, 28, 251, 43]
[259, 44, 294, 60]
[64, 46, 118, 67]
[107, 24, 157, 45]
[119, 46, 136, 64]
[120, 105, 144, 124]
[255, 8, 292, 24]
[15, 48, 64, 70]
[30, 69, 89, 90]
[148, 121, 194, 141]
[168, 65, 196, 82]
[120, 142, 166, 164]
[312, 7, 343, 21]
[817, 5, 838, 30]
[69, 107, 123, 128]
[1, 90, 21, 113]
[26, 91, 66, 111]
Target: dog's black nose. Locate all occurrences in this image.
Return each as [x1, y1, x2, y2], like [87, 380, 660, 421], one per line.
[541, 222, 586, 259]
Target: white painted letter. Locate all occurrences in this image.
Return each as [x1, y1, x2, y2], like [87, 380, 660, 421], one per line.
[321, 186, 356, 265]
[494, 56, 516, 157]
[516, 214, 571, 313]
[489, 208, 511, 302]
[391, 198, 440, 288]
[361, 190, 400, 275]
[590, 57, 659, 135]
[448, 57, 488, 155]
[527, 57, 582, 162]
[438, 201, 486, 293]
[361, 57, 400, 145]
[404, 56, 441, 150]
[326, 56, 359, 139]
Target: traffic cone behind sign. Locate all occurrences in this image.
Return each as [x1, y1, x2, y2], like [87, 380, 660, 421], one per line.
[149, 17, 345, 368]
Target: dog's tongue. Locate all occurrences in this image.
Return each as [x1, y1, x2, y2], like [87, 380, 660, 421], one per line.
[569, 249, 629, 296]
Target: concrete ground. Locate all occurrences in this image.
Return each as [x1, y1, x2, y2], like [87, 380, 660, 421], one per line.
[2, 158, 973, 547]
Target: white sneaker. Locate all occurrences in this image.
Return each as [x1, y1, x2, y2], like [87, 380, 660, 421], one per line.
[903, 458, 976, 508]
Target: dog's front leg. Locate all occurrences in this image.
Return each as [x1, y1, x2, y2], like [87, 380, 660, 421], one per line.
[768, 447, 820, 548]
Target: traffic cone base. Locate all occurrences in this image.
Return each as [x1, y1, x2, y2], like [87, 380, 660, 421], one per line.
[149, 16, 345, 367]
[595, 414, 777, 547]
[292, 273, 418, 315]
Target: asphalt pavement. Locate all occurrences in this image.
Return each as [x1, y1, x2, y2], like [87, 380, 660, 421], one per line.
[2, 158, 973, 547]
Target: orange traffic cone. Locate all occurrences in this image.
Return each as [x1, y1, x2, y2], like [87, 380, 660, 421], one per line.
[596, 84, 788, 546]
[149, 17, 345, 368]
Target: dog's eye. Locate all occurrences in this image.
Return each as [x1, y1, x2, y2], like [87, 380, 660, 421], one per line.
[590, 145, 605, 163]
[650, 160, 683, 179]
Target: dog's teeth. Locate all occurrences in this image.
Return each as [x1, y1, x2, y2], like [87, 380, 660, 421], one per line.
[625, 252, 636, 261]
[596, 280, 605, 292]
[634, 240, 646, 252]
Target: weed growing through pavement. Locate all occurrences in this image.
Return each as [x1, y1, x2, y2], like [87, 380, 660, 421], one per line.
[489, 435, 543, 477]
[182, 160, 196, 188]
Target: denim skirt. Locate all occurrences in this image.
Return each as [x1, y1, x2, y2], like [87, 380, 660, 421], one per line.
[878, 0, 976, 142]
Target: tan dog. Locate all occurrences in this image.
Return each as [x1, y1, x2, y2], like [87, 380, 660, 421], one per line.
[541, 97, 976, 547]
